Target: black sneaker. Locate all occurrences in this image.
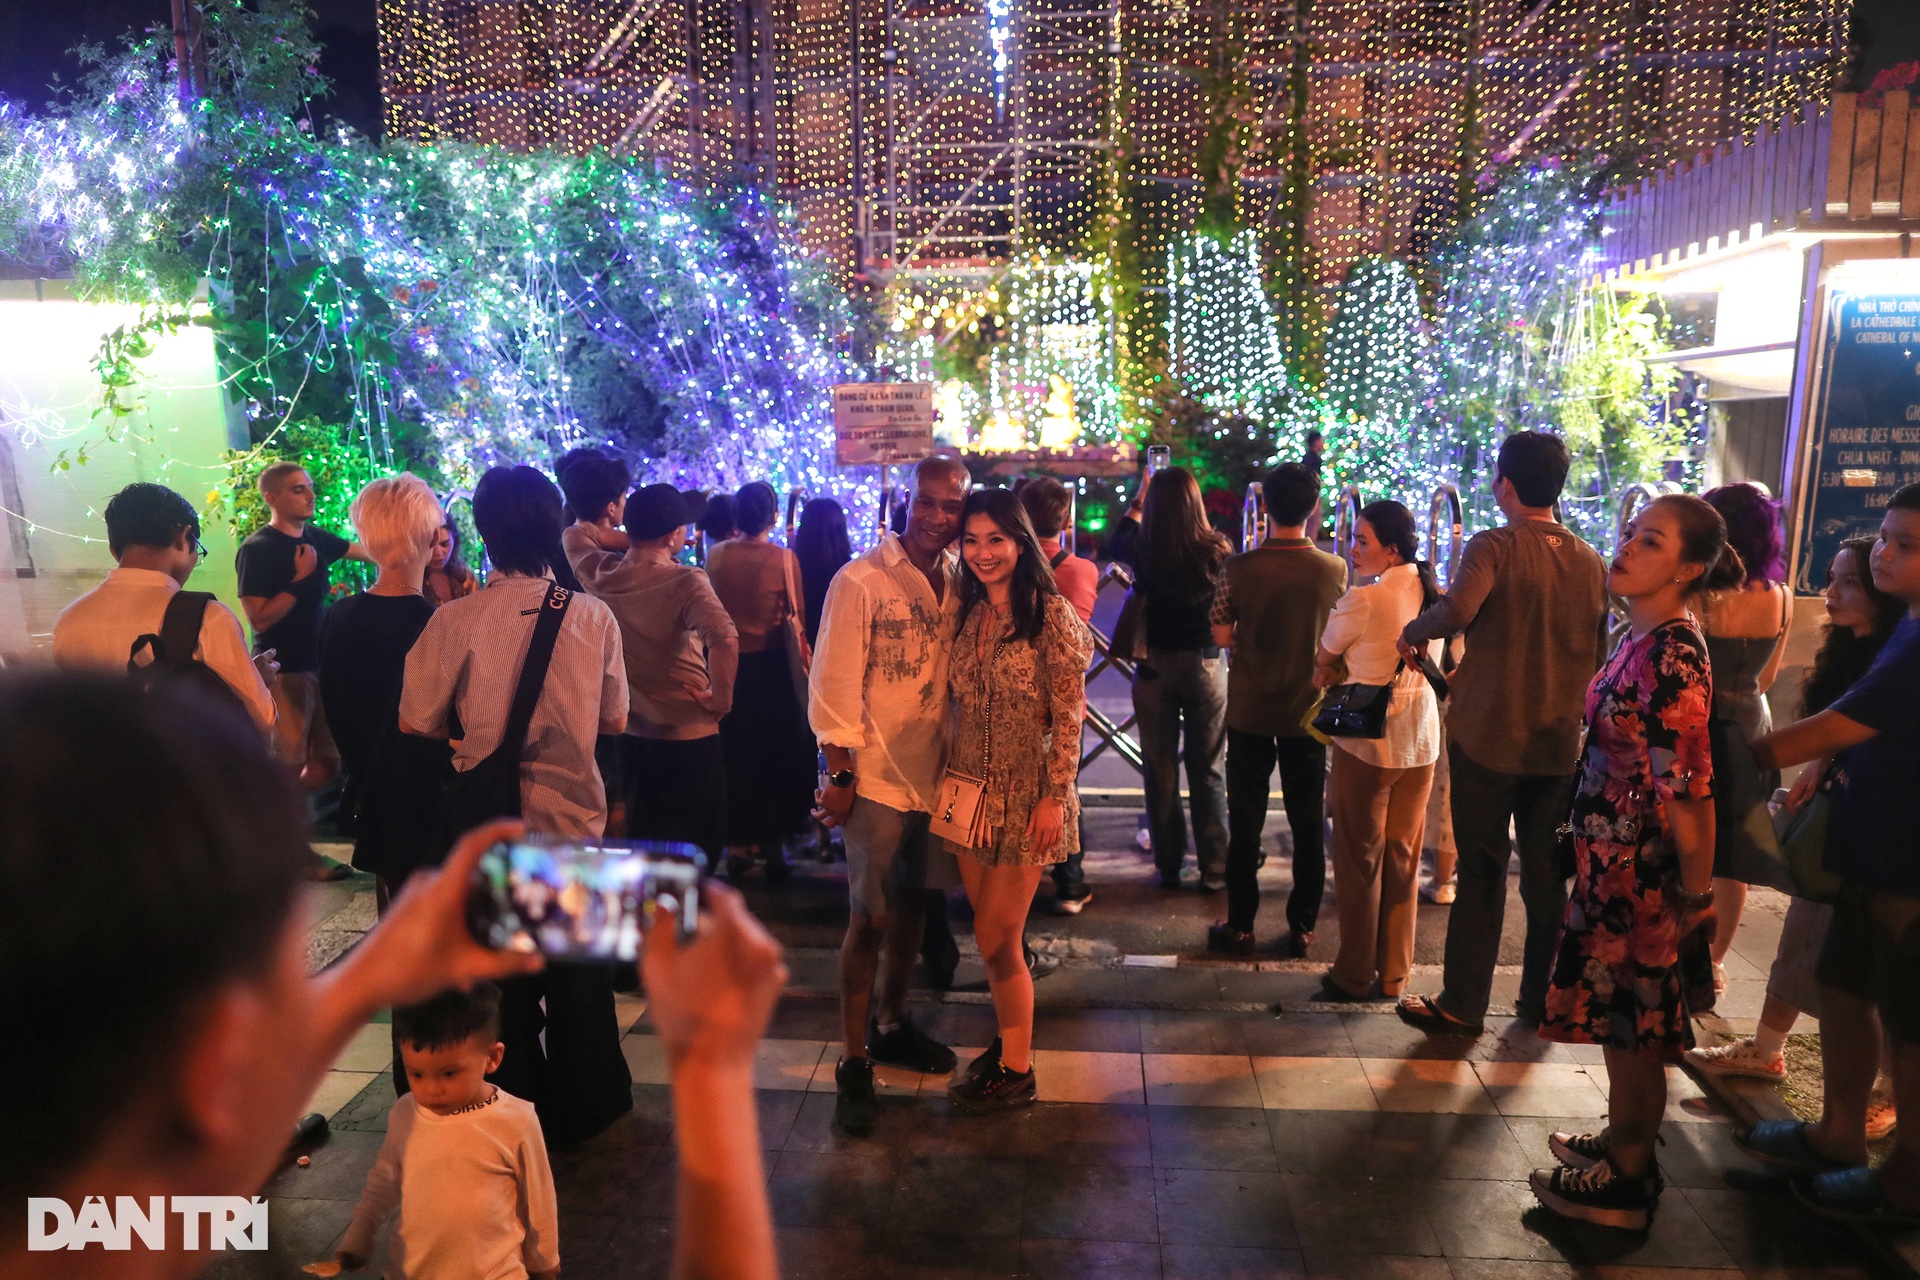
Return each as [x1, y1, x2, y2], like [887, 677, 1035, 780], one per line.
[966, 1037, 1003, 1080]
[868, 1013, 957, 1074]
[1529, 1158, 1660, 1231]
[1548, 1128, 1665, 1187]
[1026, 946, 1060, 979]
[948, 1060, 1037, 1114]
[834, 1057, 879, 1138]
[1207, 923, 1255, 956]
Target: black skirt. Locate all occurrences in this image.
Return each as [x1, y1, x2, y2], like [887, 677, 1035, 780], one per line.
[718, 642, 817, 845]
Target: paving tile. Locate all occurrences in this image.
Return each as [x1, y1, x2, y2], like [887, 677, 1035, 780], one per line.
[806, 1046, 933, 1097]
[1342, 1011, 1479, 1062]
[1251, 1056, 1378, 1111]
[1145, 1053, 1264, 1108]
[754, 1087, 807, 1149]
[1422, 1177, 1567, 1261]
[783, 1091, 925, 1154]
[621, 1032, 671, 1085]
[1658, 1066, 1722, 1124]
[1034, 1048, 1147, 1105]
[911, 1001, 1001, 1051]
[774, 1225, 878, 1280]
[1469, 1019, 1604, 1066]
[1283, 1171, 1445, 1259]
[1035, 1007, 1146, 1053]
[1022, 1161, 1161, 1242]
[331, 1021, 397, 1073]
[1242, 1012, 1354, 1059]
[863, 1230, 1022, 1278]
[306, 1069, 381, 1121]
[262, 1128, 386, 1202]
[764, 997, 844, 1042]
[896, 1094, 1034, 1157]
[1268, 1110, 1391, 1176]
[1472, 1062, 1609, 1118]
[1440, 1263, 1583, 1279]
[548, 1127, 667, 1216]
[1149, 1105, 1283, 1172]
[1160, 1242, 1309, 1279]
[1365, 1112, 1536, 1182]
[748, 1037, 830, 1091]
[1023, 1100, 1155, 1167]
[1512, 1185, 1738, 1270]
[327, 1072, 397, 1133]
[1154, 1167, 1296, 1249]
[766, 1149, 901, 1229]
[1217, 969, 1325, 1008]
[1301, 1254, 1451, 1279]
[199, 1196, 358, 1280]
[1021, 1237, 1164, 1279]
[1127, 966, 1227, 1006]
[1360, 1056, 1498, 1115]
[888, 1155, 1025, 1236]
[623, 1084, 679, 1146]
[1679, 1184, 1874, 1273]
[1141, 1010, 1253, 1056]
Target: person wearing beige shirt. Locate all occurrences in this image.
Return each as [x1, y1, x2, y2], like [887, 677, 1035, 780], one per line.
[707, 482, 816, 880]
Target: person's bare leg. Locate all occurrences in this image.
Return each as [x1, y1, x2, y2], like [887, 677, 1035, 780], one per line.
[961, 858, 1043, 1072]
[1600, 1046, 1668, 1178]
[1807, 985, 1880, 1166]
[839, 909, 885, 1061]
[1710, 878, 1748, 966]
[1879, 1041, 1920, 1207]
[872, 888, 928, 1029]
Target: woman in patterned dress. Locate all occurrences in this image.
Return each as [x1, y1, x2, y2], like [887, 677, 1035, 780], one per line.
[1529, 494, 1743, 1232]
[938, 489, 1093, 1113]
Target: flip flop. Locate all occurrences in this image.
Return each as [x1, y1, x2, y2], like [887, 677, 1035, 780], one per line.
[1396, 993, 1483, 1036]
[1791, 1167, 1920, 1228]
[1732, 1120, 1853, 1174]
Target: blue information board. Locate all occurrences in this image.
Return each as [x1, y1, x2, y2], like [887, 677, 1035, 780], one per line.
[1794, 285, 1920, 593]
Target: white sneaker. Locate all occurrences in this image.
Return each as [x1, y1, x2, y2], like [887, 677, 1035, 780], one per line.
[1867, 1087, 1899, 1142]
[1684, 1037, 1786, 1082]
[1418, 876, 1457, 905]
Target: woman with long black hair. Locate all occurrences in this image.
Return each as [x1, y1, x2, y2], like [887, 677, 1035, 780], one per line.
[1313, 500, 1442, 999]
[1131, 467, 1234, 890]
[938, 489, 1092, 1112]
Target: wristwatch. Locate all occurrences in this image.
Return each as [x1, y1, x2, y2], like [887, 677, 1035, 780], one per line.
[828, 769, 857, 789]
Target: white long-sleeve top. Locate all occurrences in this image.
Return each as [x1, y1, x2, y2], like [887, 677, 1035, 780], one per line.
[807, 533, 959, 815]
[341, 1090, 559, 1279]
[1319, 563, 1440, 770]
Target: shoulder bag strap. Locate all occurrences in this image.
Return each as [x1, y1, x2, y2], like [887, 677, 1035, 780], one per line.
[1049, 547, 1070, 570]
[159, 591, 215, 666]
[502, 581, 571, 756]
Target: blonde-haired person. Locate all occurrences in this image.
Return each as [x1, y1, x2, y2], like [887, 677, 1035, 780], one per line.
[319, 474, 454, 893]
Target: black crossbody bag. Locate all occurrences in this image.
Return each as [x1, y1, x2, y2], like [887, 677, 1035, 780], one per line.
[1311, 652, 1450, 740]
[440, 581, 572, 850]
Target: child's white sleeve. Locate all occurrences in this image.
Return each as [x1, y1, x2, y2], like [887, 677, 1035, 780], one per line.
[517, 1111, 561, 1274]
[341, 1103, 412, 1261]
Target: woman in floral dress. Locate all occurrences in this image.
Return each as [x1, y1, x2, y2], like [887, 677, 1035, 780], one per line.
[937, 488, 1092, 1113]
[1530, 494, 1742, 1232]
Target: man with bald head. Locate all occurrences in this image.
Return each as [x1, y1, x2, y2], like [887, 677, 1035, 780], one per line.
[810, 455, 970, 1135]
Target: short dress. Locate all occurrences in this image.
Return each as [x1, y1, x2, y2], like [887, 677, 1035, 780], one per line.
[937, 593, 1094, 867]
[1539, 618, 1717, 1062]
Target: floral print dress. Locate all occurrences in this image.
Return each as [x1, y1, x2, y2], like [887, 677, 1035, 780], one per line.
[1539, 618, 1717, 1062]
[938, 593, 1094, 867]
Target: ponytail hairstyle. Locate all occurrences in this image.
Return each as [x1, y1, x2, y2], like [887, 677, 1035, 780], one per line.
[955, 488, 1060, 644]
[1646, 494, 1746, 597]
[1358, 499, 1441, 611]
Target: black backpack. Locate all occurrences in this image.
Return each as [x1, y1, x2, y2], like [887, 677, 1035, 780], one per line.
[127, 591, 252, 718]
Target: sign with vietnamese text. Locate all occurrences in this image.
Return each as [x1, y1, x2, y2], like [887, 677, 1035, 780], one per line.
[832, 383, 934, 467]
[1795, 286, 1920, 592]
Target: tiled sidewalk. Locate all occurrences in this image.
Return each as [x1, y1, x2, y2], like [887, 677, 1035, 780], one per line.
[233, 991, 1888, 1280]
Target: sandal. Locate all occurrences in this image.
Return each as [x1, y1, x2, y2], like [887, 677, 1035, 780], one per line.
[1732, 1120, 1853, 1173]
[1316, 974, 1373, 1003]
[1396, 993, 1483, 1036]
[1791, 1167, 1920, 1227]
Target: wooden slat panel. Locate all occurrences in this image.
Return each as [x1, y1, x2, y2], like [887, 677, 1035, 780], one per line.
[1906, 99, 1920, 218]
[1853, 104, 1883, 219]
[1768, 109, 1793, 234]
[1880, 90, 1910, 209]
[1819, 94, 1852, 220]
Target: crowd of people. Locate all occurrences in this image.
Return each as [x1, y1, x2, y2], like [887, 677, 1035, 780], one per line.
[12, 423, 1920, 1277]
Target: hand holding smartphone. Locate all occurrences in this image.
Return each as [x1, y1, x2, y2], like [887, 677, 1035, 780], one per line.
[466, 837, 705, 962]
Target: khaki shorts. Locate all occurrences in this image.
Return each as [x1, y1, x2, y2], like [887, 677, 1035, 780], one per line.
[1817, 883, 1920, 1046]
[270, 671, 339, 772]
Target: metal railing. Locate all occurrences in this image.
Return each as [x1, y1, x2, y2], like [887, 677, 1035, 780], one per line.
[1332, 485, 1365, 574]
[1242, 481, 1266, 552]
[1079, 561, 1143, 773]
[1427, 483, 1464, 588]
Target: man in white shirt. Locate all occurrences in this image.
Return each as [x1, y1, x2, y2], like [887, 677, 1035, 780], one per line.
[53, 483, 275, 732]
[810, 455, 969, 1136]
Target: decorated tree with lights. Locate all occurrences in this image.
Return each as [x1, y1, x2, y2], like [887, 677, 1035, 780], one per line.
[1320, 256, 1441, 498]
[1164, 230, 1291, 425]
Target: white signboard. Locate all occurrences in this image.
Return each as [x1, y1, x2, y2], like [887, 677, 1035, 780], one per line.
[832, 382, 935, 466]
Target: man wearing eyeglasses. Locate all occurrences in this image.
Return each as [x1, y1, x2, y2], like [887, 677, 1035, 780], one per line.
[53, 482, 276, 731]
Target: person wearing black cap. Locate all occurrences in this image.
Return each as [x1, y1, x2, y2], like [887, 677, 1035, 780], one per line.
[564, 481, 741, 860]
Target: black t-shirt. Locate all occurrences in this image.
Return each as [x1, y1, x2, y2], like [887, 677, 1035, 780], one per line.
[317, 592, 436, 789]
[235, 525, 351, 672]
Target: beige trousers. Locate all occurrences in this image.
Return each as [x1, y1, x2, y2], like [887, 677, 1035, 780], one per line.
[1328, 748, 1435, 997]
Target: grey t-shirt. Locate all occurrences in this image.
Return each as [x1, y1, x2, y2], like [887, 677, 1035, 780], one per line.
[1401, 520, 1608, 776]
[400, 574, 629, 837]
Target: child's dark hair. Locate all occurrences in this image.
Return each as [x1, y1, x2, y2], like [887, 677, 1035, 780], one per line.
[1646, 494, 1746, 596]
[394, 982, 503, 1052]
[1889, 482, 1920, 513]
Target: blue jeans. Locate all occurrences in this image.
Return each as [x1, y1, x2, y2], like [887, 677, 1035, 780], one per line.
[1131, 648, 1229, 882]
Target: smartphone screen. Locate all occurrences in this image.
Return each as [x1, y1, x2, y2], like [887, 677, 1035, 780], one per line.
[1146, 445, 1171, 477]
[466, 838, 704, 962]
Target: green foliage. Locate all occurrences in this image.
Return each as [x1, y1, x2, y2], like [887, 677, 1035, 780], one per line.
[213, 417, 395, 588]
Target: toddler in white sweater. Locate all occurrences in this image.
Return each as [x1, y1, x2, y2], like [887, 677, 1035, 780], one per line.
[338, 983, 559, 1279]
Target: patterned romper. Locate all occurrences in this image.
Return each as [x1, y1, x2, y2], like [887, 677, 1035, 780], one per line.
[1539, 618, 1717, 1062]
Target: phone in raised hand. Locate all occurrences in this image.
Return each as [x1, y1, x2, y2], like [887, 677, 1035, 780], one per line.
[465, 837, 704, 962]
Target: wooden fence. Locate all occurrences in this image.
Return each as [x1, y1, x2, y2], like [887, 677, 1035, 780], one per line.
[1596, 91, 1920, 278]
